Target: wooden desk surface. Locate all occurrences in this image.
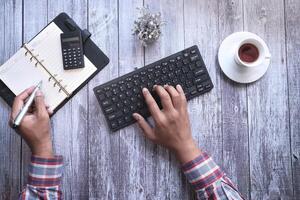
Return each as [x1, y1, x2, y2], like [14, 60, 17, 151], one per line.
[0, 0, 299, 199]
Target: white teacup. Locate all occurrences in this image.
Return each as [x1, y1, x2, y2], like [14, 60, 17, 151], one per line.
[234, 38, 271, 68]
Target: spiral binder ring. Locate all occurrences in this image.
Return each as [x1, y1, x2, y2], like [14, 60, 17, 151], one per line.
[22, 43, 71, 97]
[59, 85, 68, 93]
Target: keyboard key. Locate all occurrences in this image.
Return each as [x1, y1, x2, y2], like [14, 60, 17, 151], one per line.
[183, 59, 189, 65]
[102, 100, 111, 107]
[125, 116, 131, 122]
[187, 72, 194, 79]
[98, 93, 105, 100]
[124, 99, 130, 105]
[116, 102, 123, 108]
[130, 105, 137, 111]
[196, 60, 202, 67]
[190, 55, 199, 62]
[108, 114, 116, 120]
[112, 97, 118, 102]
[118, 118, 124, 125]
[126, 90, 133, 96]
[182, 66, 189, 73]
[106, 91, 112, 97]
[133, 87, 139, 93]
[105, 107, 114, 114]
[119, 93, 126, 99]
[104, 86, 111, 91]
[195, 75, 208, 83]
[112, 88, 119, 95]
[137, 102, 143, 108]
[162, 67, 168, 74]
[198, 87, 204, 92]
[111, 121, 118, 129]
[168, 64, 175, 71]
[189, 63, 196, 70]
[123, 107, 129, 113]
[205, 84, 212, 89]
[195, 69, 205, 76]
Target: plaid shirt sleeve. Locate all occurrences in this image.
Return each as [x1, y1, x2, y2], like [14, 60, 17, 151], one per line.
[182, 152, 244, 200]
[19, 155, 63, 200]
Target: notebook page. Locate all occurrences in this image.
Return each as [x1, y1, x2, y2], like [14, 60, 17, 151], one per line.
[0, 47, 67, 111]
[28, 22, 97, 95]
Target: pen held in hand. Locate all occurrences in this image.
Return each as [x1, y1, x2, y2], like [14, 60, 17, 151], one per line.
[12, 81, 43, 129]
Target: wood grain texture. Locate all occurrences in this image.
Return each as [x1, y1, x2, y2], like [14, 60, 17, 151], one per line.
[184, 0, 222, 167]
[47, 0, 89, 199]
[0, 1, 22, 199]
[285, 0, 300, 198]
[21, 0, 48, 188]
[218, 0, 249, 198]
[244, 0, 293, 199]
[118, 0, 146, 199]
[88, 0, 120, 199]
[143, 0, 193, 199]
[0, 0, 299, 199]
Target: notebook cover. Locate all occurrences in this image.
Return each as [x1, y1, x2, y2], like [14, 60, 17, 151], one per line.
[0, 12, 109, 115]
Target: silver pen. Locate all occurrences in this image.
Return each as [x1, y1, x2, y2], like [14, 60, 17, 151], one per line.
[13, 81, 43, 128]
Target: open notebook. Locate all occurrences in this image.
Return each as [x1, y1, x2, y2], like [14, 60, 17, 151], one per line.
[0, 22, 97, 111]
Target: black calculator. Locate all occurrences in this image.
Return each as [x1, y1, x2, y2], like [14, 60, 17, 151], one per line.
[60, 31, 85, 70]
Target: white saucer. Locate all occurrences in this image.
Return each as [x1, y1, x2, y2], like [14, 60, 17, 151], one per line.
[218, 32, 271, 83]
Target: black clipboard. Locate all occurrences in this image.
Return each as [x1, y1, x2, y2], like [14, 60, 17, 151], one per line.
[0, 12, 109, 115]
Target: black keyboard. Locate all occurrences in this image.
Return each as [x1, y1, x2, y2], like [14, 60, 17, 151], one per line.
[93, 45, 213, 131]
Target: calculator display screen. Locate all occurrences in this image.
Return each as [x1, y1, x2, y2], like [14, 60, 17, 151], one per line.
[62, 36, 80, 42]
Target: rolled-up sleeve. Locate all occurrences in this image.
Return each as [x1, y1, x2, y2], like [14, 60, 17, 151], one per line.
[19, 155, 64, 200]
[182, 152, 244, 200]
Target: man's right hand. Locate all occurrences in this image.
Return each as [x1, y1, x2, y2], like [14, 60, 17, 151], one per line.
[133, 84, 201, 164]
[9, 87, 54, 158]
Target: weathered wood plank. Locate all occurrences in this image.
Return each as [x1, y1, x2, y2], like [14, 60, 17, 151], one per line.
[21, 0, 48, 188]
[0, 0, 22, 199]
[88, 0, 120, 199]
[184, 0, 222, 174]
[285, 0, 300, 198]
[1, 1, 299, 199]
[244, 0, 293, 199]
[218, 0, 249, 198]
[142, 0, 192, 199]
[118, 0, 147, 199]
[47, 0, 89, 199]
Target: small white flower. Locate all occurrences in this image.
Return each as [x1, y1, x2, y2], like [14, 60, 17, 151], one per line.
[132, 6, 165, 47]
